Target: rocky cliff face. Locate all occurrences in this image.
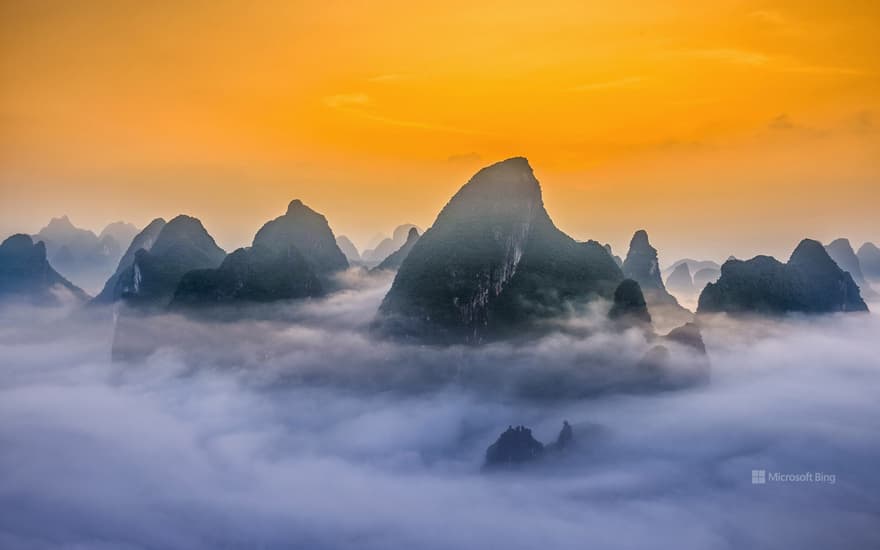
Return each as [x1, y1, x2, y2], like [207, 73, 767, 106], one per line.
[698, 239, 869, 315]
[375, 157, 622, 343]
[0, 234, 89, 304]
[93, 218, 166, 303]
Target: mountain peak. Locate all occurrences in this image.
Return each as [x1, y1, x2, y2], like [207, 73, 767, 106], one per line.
[286, 199, 306, 213]
[3, 233, 35, 251]
[47, 215, 74, 228]
[253, 199, 348, 275]
[454, 156, 540, 203]
[630, 229, 650, 249]
[789, 238, 833, 268]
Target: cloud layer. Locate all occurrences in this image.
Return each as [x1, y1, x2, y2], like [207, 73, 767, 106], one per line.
[0, 282, 878, 550]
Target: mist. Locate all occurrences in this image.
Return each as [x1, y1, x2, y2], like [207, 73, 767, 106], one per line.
[0, 278, 878, 550]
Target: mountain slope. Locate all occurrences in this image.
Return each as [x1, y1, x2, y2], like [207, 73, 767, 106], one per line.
[376, 157, 623, 343]
[93, 218, 167, 303]
[253, 199, 348, 277]
[114, 215, 225, 309]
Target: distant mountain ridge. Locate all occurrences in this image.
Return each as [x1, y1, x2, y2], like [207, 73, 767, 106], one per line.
[361, 224, 421, 265]
[698, 239, 868, 314]
[372, 227, 420, 272]
[0, 234, 89, 304]
[825, 238, 877, 299]
[858, 242, 880, 281]
[32, 216, 140, 293]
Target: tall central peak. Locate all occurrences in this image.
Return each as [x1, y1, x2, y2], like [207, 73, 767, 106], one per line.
[453, 156, 541, 204]
[375, 157, 623, 343]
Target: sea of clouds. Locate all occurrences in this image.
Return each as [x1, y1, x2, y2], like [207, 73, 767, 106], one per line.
[0, 273, 878, 550]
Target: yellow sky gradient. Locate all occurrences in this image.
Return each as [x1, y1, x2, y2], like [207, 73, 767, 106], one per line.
[1, 0, 878, 261]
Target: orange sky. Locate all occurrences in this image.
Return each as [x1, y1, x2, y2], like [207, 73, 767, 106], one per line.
[1, 0, 878, 262]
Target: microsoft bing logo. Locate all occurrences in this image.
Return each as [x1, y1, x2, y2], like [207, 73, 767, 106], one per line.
[752, 469, 766, 484]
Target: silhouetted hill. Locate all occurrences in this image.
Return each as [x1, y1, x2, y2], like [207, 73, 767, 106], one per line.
[483, 421, 575, 470]
[171, 244, 323, 307]
[169, 199, 346, 307]
[253, 199, 348, 277]
[698, 239, 868, 314]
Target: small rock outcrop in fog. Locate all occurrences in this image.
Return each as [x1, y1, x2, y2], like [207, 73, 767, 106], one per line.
[484, 421, 575, 470]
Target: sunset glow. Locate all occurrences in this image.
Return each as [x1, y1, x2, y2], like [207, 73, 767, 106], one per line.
[2, 0, 877, 259]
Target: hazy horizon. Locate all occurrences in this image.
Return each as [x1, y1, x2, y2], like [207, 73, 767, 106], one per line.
[2, 153, 877, 267]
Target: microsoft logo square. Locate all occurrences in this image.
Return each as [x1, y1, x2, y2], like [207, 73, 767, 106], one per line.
[752, 469, 766, 484]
